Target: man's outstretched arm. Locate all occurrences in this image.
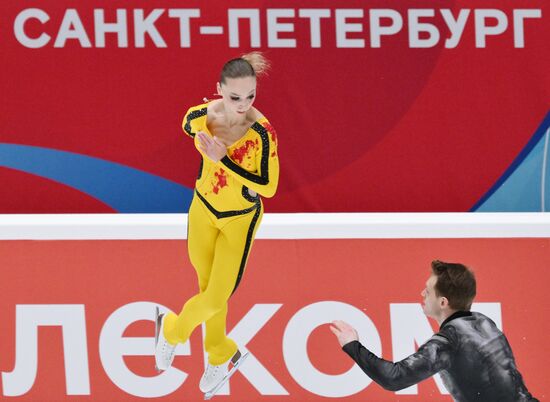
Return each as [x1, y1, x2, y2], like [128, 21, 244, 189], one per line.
[331, 320, 451, 391]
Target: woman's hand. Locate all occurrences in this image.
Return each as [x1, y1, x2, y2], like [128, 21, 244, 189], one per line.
[197, 131, 227, 162]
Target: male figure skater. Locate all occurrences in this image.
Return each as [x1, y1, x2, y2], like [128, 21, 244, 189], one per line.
[331, 260, 538, 401]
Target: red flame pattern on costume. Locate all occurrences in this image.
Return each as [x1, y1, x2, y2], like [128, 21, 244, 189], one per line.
[212, 168, 228, 194]
[231, 140, 257, 164]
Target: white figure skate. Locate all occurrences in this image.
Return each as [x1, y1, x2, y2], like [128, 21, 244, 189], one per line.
[154, 306, 176, 372]
[202, 350, 249, 400]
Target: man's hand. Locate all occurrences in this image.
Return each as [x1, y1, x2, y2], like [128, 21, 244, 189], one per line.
[330, 320, 359, 347]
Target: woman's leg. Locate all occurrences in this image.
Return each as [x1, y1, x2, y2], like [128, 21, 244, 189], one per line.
[203, 206, 263, 365]
[164, 201, 263, 364]
[163, 196, 218, 344]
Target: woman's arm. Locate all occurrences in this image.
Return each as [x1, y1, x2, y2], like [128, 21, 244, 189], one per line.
[182, 105, 208, 138]
[220, 122, 279, 197]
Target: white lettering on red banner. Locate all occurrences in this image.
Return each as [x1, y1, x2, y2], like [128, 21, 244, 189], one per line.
[0, 301, 506, 397]
[11, 8, 543, 49]
[99, 302, 190, 398]
[1, 305, 90, 396]
[202, 303, 287, 396]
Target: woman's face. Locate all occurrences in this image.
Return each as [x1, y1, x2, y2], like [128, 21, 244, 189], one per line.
[217, 76, 257, 117]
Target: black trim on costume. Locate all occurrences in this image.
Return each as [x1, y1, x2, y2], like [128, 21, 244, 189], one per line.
[221, 122, 270, 185]
[195, 190, 259, 219]
[231, 204, 262, 296]
[197, 157, 204, 180]
[242, 186, 259, 203]
[184, 107, 207, 137]
[186, 203, 190, 246]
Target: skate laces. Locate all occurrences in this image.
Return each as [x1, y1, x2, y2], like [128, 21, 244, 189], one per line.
[161, 339, 176, 363]
[203, 363, 213, 380]
[168, 345, 176, 361]
[204, 362, 224, 380]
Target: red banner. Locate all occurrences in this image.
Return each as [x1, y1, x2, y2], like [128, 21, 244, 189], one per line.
[1, 237, 547, 400]
[1, 0, 549, 212]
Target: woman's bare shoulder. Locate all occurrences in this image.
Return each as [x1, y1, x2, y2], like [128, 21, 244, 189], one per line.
[206, 99, 223, 115]
[249, 106, 265, 122]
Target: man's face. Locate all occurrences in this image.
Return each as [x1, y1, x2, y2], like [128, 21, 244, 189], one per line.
[421, 275, 442, 319]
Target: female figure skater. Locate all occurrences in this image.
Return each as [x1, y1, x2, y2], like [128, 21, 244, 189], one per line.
[155, 52, 279, 395]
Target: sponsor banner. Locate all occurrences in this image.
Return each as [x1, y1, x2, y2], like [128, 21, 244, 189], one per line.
[0, 1, 549, 212]
[1, 237, 547, 400]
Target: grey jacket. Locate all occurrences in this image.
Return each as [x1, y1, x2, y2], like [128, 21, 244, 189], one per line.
[343, 311, 537, 401]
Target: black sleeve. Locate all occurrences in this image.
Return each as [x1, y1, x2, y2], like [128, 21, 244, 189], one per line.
[342, 335, 452, 391]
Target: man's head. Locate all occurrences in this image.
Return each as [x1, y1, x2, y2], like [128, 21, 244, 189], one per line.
[421, 260, 476, 321]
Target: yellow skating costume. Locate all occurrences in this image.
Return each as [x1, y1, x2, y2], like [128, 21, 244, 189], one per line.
[163, 102, 279, 365]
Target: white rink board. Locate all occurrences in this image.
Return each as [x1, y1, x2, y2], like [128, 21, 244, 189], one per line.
[1, 213, 550, 240]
